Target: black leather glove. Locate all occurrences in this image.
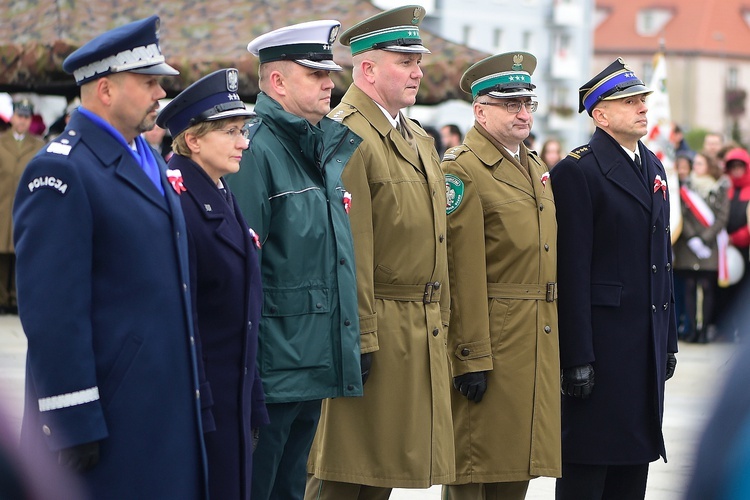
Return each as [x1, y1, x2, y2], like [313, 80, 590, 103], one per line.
[252, 427, 260, 452]
[59, 441, 100, 472]
[666, 353, 677, 380]
[561, 364, 595, 399]
[453, 371, 488, 403]
[360, 352, 373, 385]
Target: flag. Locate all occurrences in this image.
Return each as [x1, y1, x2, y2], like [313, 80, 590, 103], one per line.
[644, 51, 682, 242]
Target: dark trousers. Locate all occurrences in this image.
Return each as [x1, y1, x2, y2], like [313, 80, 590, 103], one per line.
[555, 462, 649, 500]
[252, 400, 322, 500]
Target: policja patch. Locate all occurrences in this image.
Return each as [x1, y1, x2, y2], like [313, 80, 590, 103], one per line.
[445, 173, 464, 214]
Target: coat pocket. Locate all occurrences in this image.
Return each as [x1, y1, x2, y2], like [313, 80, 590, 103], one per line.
[100, 334, 144, 408]
[590, 283, 622, 307]
[263, 288, 330, 317]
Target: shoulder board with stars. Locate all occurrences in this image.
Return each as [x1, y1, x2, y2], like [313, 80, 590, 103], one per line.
[329, 105, 357, 123]
[442, 145, 469, 162]
[44, 128, 82, 157]
[566, 145, 592, 161]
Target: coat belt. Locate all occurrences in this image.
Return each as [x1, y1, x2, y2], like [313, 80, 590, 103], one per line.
[487, 282, 557, 302]
[374, 282, 442, 304]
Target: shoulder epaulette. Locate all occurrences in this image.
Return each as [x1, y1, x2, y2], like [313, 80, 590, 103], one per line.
[441, 144, 470, 162]
[329, 105, 357, 123]
[567, 145, 592, 161]
[43, 129, 82, 157]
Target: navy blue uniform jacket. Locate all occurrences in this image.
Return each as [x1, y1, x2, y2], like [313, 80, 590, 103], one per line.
[13, 110, 207, 499]
[170, 153, 269, 500]
[550, 128, 678, 464]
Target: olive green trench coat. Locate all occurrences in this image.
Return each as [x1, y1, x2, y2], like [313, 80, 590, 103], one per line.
[441, 125, 561, 483]
[308, 84, 455, 488]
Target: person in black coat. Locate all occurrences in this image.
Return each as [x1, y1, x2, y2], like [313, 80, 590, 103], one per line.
[550, 58, 679, 500]
[157, 68, 269, 500]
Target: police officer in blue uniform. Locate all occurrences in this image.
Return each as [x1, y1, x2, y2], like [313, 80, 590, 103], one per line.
[13, 16, 208, 499]
[157, 68, 269, 500]
[550, 58, 679, 500]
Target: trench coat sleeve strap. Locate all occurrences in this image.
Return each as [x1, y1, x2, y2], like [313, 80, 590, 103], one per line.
[341, 145, 378, 353]
[185, 224, 215, 432]
[442, 160, 493, 376]
[549, 158, 596, 369]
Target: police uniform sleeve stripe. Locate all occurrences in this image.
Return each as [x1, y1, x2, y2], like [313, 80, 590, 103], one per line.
[38, 387, 100, 412]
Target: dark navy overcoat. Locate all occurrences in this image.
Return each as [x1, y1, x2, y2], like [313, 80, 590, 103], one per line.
[13, 110, 207, 499]
[169, 153, 269, 500]
[550, 127, 678, 464]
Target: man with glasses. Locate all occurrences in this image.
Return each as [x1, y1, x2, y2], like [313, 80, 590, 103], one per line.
[226, 20, 364, 500]
[440, 52, 560, 500]
[550, 58, 677, 500]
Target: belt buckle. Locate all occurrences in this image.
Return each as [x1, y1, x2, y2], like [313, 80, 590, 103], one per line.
[546, 282, 557, 302]
[423, 281, 440, 304]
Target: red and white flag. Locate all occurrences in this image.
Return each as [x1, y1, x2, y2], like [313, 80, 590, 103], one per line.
[644, 51, 682, 242]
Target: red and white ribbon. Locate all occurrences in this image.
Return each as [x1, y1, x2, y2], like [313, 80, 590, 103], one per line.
[343, 190, 352, 214]
[166, 169, 186, 194]
[653, 175, 667, 200]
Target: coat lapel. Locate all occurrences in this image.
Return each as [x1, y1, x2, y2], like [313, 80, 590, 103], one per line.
[642, 144, 668, 226]
[465, 127, 534, 197]
[71, 112, 170, 213]
[591, 129, 651, 211]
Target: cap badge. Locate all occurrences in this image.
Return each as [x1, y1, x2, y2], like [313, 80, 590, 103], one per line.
[329, 25, 339, 45]
[412, 7, 422, 24]
[226, 69, 239, 92]
[513, 54, 524, 71]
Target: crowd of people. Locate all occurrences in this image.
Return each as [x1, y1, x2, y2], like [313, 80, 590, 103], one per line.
[0, 5, 749, 500]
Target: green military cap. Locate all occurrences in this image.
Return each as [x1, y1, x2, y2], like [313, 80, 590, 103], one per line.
[13, 98, 34, 117]
[460, 52, 537, 100]
[339, 5, 430, 56]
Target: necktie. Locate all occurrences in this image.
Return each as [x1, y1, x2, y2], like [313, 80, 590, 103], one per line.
[635, 153, 644, 175]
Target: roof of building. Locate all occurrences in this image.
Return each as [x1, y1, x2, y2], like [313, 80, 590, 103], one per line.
[596, 0, 750, 57]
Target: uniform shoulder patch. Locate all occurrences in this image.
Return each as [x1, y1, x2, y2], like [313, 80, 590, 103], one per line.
[329, 105, 357, 123]
[442, 145, 469, 162]
[44, 129, 82, 156]
[567, 145, 592, 161]
[445, 173, 465, 215]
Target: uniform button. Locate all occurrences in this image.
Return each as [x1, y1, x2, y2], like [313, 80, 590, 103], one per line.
[461, 348, 470, 356]
[652, 225, 657, 234]
[432, 328, 439, 337]
[316, 303, 323, 309]
[439, 234, 445, 242]
[68, 130, 76, 136]
[539, 204, 544, 211]
[196, 390, 200, 399]
[183, 283, 188, 292]
[176, 231, 181, 238]
[344, 319, 351, 326]
[190, 336, 195, 346]
[248, 321, 253, 329]
[336, 159, 342, 163]
[434, 281, 441, 289]
[666, 263, 671, 271]
[652, 265, 657, 273]
[663, 303, 669, 310]
[544, 244, 550, 251]
[270, 306, 278, 313]
[349, 138, 356, 144]
[42, 425, 51, 436]
[347, 384, 354, 391]
[432, 189, 436, 196]
[666, 226, 670, 232]
[544, 325, 551, 333]
[244, 367, 248, 375]
[340, 258, 346, 265]
[652, 305, 656, 312]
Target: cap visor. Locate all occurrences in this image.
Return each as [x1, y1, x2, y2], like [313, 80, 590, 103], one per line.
[130, 62, 180, 76]
[486, 90, 537, 99]
[203, 108, 257, 122]
[296, 59, 343, 71]
[382, 44, 431, 54]
[604, 84, 653, 101]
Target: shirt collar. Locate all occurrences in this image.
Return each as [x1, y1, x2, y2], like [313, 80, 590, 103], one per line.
[621, 144, 637, 161]
[374, 101, 400, 129]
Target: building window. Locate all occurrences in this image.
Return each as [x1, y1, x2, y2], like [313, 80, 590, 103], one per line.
[493, 28, 503, 52]
[462, 24, 474, 47]
[523, 31, 533, 51]
[636, 8, 674, 36]
[728, 67, 739, 89]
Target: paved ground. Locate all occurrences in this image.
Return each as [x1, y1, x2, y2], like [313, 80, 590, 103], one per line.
[0, 314, 738, 499]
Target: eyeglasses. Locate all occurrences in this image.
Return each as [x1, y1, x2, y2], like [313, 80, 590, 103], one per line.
[478, 100, 538, 114]
[215, 126, 251, 141]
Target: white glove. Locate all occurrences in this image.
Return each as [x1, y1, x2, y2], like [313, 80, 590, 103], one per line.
[687, 237, 712, 259]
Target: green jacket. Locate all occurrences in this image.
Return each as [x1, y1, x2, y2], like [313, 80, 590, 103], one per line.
[227, 93, 363, 403]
